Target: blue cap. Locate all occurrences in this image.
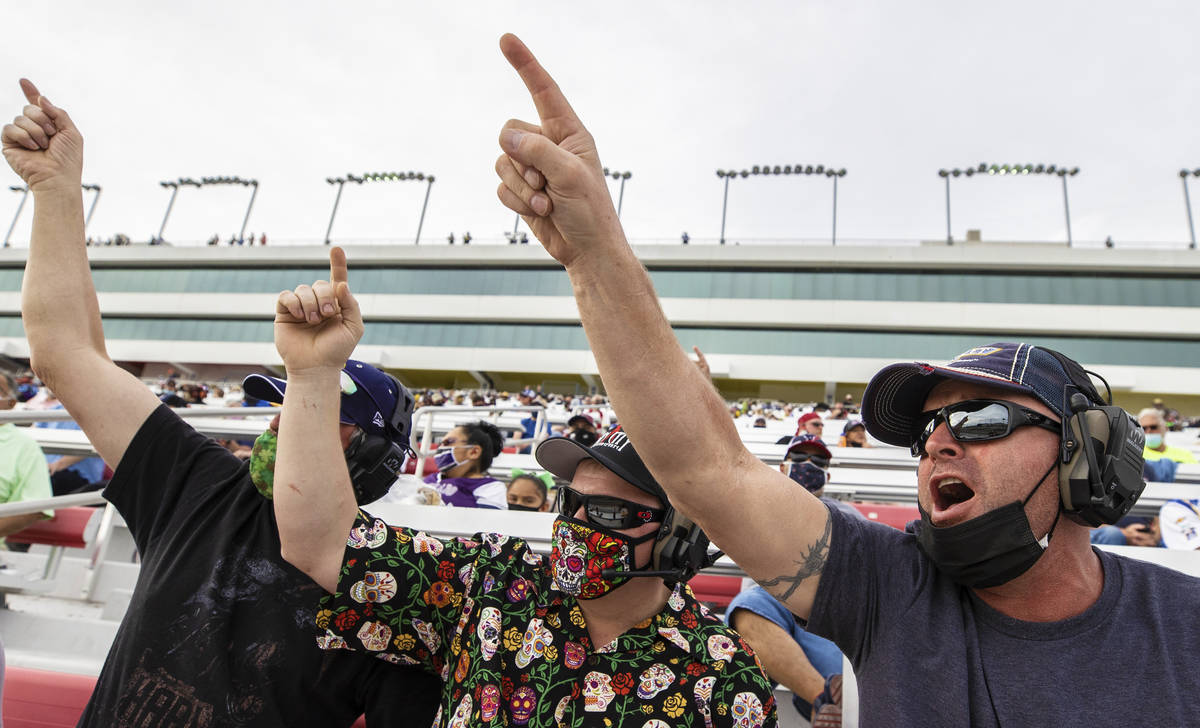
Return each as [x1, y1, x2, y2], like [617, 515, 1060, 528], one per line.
[241, 360, 413, 446]
[861, 342, 1102, 448]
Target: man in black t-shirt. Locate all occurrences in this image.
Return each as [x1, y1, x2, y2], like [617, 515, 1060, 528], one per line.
[5, 80, 439, 727]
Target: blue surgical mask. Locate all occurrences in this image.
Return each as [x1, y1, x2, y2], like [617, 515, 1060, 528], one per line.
[1145, 433, 1164, 449]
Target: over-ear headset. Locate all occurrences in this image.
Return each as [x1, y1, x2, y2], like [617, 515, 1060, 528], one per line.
[344, 373, 416, 505]
[649, 509, 723, 586]
[1045, 351, 1146, 526]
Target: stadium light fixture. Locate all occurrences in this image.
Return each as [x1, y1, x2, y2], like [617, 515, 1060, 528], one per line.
[1182, 168, 1200, 250]
[716, 164, 847, 245]
[602, 167, 633, 218]
[323, 170, 436, 246]
[940, 163, 1081, 246]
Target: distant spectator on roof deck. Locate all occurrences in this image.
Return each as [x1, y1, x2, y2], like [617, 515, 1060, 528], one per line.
[839, 419, 871, 448]
[1139, 408, 1196, 464]
[425, 420, 509, 509]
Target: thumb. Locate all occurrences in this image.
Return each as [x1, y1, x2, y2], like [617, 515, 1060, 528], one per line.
[499, 129, 577, 185]
[335, 281, 361, 323]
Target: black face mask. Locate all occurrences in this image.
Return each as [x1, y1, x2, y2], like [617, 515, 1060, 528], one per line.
[507, 502, 542, 512]
[914, 458, 1061, 589]
[567, 429, 599, 447]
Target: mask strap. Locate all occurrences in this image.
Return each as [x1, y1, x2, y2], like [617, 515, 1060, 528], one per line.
[1023, 456, 1062, 547]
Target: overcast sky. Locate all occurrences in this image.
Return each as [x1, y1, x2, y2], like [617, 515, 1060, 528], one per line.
[2, 1, 1198, 249]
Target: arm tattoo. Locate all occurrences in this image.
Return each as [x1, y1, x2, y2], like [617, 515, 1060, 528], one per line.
[755, 513, 832, 602]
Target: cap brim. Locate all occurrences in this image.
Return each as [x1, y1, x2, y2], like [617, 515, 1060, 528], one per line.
[242, 372, 354, 423]
[861, 362, 1039, 447]
[242, 373, 287, 404]
[534, 437, 659, 499]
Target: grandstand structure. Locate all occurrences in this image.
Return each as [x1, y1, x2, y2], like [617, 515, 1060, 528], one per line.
[0, 239, 1197, 412]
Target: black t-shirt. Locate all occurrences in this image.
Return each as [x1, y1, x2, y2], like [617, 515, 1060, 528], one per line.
[79, 405, 439, 727]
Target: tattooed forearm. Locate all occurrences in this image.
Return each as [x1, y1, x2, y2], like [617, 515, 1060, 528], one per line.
[756, 513, 832, 601]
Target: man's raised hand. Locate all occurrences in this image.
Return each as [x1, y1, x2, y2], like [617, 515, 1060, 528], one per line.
[1, 79, 83, 193]
[495, 34, 624, 269]
[274, 247, 364, 374]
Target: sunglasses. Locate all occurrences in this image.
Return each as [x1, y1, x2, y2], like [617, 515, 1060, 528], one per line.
[910, 399, 1060, 457]
[557, 487, 666, 530]
[785, 452, 830, 469]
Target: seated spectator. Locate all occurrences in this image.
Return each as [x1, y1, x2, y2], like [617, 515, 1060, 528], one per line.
[1160, 498, 1200, 550]
[753, 416, 768, 428]
[425, 421, 508, 509]
[281, 416, 776, 725]
[32, 389, 107, 495]
[1090, 458, 1174, 547]
[562, 413, 599, 446]
[1139, 407, 1197, 464]
[0, 371, 53, 542]
[506, 468, 554, 511]
[838, 419, 871, 448]
[778, 410, 826, 444]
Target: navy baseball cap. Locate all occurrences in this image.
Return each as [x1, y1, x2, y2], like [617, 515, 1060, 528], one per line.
[242, 360, 413, 447]
[861, 342, 1103, 448]
[535, 425, 668, 504]
[786, 433, 832, 460]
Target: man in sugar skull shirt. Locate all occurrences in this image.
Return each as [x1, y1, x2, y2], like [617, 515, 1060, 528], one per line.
[268, 255, 776, 727]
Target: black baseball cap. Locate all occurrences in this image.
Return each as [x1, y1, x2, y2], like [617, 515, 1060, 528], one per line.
[535, 425, 667, 504]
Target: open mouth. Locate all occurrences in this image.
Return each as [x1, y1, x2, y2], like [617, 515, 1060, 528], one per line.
[932, 476, 976, 515]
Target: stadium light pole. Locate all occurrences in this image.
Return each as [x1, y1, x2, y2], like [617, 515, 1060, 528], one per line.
[825, 167, 848, 246]
[4, 185, 29, 248]
[1181, 168, 1200, 250]
[324, 176, 351, 245]
[717, 164, 846, 246]
[1054, 167, 1081, 247]
[157, 177, 202, 242]
[603, 167, 633, 218]
[414, 172, 435, 246]
[82, 184, 102, 233]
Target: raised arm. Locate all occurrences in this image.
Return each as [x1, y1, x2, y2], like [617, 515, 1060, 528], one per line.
[494, 35, 832, 617]
[272, 247, 363, 592]
[3, 80, 159, 468]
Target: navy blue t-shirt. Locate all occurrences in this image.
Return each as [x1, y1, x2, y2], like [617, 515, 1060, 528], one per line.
[809, 506, 1200, 726]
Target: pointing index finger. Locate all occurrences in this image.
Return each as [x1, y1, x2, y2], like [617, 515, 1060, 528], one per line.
[19, 79, 41, 105]
[500, 34, 582, 139]
[329, 246, 349, 286]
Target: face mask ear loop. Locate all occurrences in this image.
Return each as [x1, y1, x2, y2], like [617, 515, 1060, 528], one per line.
[1022, 456, 1062, 547]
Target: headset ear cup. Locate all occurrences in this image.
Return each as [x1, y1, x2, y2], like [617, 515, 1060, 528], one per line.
[1061, 406, 1146, 526]
[651, 509, 711, 584]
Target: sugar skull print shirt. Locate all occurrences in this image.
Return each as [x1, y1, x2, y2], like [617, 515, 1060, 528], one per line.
[317, 511, 777, 727]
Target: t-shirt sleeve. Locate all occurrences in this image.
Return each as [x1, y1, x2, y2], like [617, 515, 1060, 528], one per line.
[317, 511, 525, 676]
[104, 404, 244, 554]
[806, 505, 930, 667]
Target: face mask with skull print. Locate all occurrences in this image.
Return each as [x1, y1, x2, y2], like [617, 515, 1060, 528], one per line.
[549, 516, 657, 599]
